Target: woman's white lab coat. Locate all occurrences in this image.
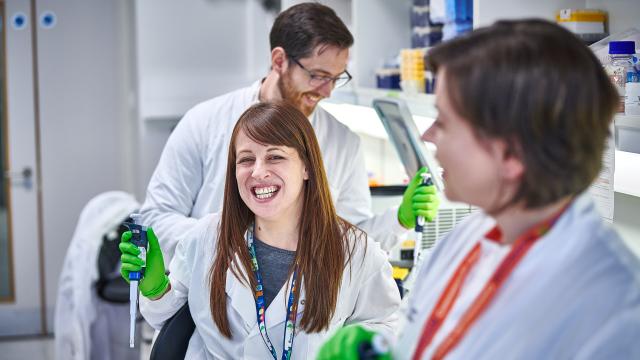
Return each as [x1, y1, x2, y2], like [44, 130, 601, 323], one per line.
[140, 213, 401, 359]
[394, 192, 640, 359]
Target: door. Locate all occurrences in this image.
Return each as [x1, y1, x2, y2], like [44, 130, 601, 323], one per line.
[0, 0, 45, 336]
[0, 0, 136, 337]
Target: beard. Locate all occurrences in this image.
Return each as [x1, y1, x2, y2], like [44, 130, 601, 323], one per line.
[277, 71, 321, 117]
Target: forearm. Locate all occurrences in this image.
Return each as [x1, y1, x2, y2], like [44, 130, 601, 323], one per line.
[140, 281, 185, 330]
[355, 206, 408, 251]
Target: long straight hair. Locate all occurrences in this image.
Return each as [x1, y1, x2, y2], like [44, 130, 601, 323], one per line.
[425, 19, 618, 209]
[209, 101, 359, 338]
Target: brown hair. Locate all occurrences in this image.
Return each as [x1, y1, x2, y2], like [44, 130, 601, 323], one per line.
[270, 2, 354, 60]
[209, 101, 359, 338]
[426, 19, 619, 209]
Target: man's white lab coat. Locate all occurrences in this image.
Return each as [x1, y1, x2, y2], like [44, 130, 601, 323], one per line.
[140, 81, 406, 265]
[140, 213, 401, 359]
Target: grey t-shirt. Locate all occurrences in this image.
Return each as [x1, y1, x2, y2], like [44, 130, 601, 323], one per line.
[254, 238, 296, 308]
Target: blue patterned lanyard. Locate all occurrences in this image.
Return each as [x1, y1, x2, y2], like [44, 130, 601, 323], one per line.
[247, 224, 300, 360]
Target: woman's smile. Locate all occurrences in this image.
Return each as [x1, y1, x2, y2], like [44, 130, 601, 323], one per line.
[252, 185, 281, 200]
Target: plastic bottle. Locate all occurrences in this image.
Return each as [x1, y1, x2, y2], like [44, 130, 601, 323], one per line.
[605, 41, 636, 113]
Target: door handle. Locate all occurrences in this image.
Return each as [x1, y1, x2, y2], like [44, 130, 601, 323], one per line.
[4, 166, 33, 190]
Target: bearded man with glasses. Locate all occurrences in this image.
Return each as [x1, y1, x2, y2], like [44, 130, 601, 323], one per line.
[140, 2, 440, 268]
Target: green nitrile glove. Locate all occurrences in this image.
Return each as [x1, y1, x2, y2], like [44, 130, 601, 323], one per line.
[119, 227, 169, 299]
[398, 167, 440, 229]
[316, 325, 391, 360]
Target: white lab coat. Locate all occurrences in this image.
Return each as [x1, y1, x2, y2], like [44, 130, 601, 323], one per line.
[54, 191, 140, 360]
[140, 213, 401, 359]
[394, 192, 640, 359]
[140, 80, 405, 266]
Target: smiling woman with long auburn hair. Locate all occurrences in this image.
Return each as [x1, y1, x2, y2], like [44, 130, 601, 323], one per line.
[127, 101, 401, 359]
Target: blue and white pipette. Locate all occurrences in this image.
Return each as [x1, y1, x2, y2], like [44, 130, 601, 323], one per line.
[124, 213, 148, 348]
[414, 173, 433, 265]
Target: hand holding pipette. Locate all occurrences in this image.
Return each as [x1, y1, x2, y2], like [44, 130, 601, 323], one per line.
[398, 167, 439, 229]
[413, 172, 434, 264]
[120, 217, 169, 348]
[398, 167, 440, 264]
[316, 324, 391, 360]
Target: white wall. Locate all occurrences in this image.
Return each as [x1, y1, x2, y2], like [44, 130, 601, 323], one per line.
[133, 0, 273, 197]
[587, 0, 640, 34]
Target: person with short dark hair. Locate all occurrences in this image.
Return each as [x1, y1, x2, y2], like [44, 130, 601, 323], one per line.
[122, 102, 401, 358]
[318, 19, 640, 359]
[140, 2, 440, 269]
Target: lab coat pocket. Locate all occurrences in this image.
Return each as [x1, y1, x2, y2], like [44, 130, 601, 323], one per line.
[224, 267, 257, 333]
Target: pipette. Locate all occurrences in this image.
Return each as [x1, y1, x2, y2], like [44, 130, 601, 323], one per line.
[124, 213, 148, 348]
[358, 333, 391, 359]
[413, 172, 433, 265]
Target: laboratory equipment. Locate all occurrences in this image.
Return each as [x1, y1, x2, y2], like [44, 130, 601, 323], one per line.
[411, 0, 444, 48]
[124, 213, 148, 348]
[371, 97, 443, 192]
[606, 40, 636, 113]
[376, 68, 401, 90]
[413, 172, 434, 264]
[400, 49, 426, 94]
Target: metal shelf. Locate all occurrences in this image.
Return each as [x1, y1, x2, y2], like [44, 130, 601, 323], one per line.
[327, 86, 437, 118]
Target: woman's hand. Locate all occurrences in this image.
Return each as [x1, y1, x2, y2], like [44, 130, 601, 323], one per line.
[119, 227, 170, 299]
[316, 324, 392, 360]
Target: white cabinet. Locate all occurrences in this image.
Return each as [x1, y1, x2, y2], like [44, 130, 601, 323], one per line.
[473, 0, 585, 28]
[475, 0, 639, 32]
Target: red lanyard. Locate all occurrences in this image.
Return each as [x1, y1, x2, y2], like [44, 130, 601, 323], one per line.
[412, 208, 566, 360]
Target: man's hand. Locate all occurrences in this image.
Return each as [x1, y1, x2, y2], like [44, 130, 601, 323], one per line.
[398, 167, 440, 229]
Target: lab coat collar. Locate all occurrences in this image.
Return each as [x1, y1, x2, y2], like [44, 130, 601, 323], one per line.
[250, 80, 262, 105]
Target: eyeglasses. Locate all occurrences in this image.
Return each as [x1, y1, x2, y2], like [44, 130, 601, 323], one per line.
[290, 57, 352, 89]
